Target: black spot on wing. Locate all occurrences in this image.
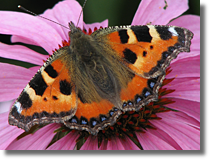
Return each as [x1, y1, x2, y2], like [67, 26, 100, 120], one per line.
[143, 88, 152, 98]
[100, 115, 107, 122]
[60, 80, 72, 95]
[40, 111, 49, 117]
[155, 26, 172, 40]
[123, 48, 137, 64]
[143, 51, 147, 57]
[118, 29, 129, 43]
[51, 112, 59, 117]
[29, 72, 48, 96]
[69, 116, 79, 123]
[44, 65, 58, 78]
[18, 92, 32, 109]
[52, 96, 58, 100]
[80, 116, 88, 125]
[90, 118, 99, 128]
[32, 112, 39, 119]
[131, 26, 152, 42]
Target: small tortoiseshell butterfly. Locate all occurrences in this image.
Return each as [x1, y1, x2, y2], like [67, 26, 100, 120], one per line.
[8, 20, 193, 135]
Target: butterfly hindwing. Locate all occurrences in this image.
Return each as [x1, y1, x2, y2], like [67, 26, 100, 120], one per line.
[9, 46, 77, 131]
[119, 74, 165, 111]
[64, 99, 122, 134]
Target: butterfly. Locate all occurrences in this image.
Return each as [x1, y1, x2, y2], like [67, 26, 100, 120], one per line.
[8, 21, 193, 135]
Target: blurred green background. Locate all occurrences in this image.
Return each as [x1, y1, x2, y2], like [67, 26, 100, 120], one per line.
[0, 0, 200, 68]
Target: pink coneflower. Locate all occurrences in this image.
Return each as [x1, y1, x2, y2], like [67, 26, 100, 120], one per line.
[0, 0, 200, 150]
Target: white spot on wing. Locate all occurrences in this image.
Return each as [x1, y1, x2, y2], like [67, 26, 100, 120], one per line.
[127, 29, 137, 44]
[148, 25, 159, 42]
[15, 102, 22, 114]
[168, 27, 178, 36]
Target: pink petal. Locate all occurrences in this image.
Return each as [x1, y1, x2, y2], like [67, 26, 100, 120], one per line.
[47, 131, 79, 150]
[6, 124, 60, 150]
[99, 139, 108, 150]
[157, 111, 200, 129]
[167, 55, 200, 79]
[136, 130, 176, 150]
[80, 135, 99, 150]
[0, 63, 36, 101]
[121, 135, 140, 150]
[172, 51, 200, 65]
[132, 0, 188, 25]
[0, 100, 14, 114]
[151, 116, 200, 150]
[40, 0, 83, 40]
[145, 127, 182, 150]
[106, 136, 139, 150]
[29, 66, 41, 73]
[0, 63, 35, 80]
[165, 98, 200, 122]
[106, 137, 124, 150]
[0, 43, 48, 65]
[164, 78, 200, 102]
[83, 19, 108, 33]
[0, 112, 24, 149]
[11, 36, 40, 48]
[0, 11, 63, 54]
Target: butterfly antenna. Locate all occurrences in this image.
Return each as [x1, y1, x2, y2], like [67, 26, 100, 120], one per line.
[18, 5, 69, 30]
[76, 0, 88, 27]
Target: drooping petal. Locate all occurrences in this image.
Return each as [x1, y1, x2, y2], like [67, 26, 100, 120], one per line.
[151, 117, 200, 150]
[136, 130, 176, 150]
[80, 135, 99, 150]
[132, 0, 188, 25]
[0, 63, 36, 102]
[0, 11, 63, 54]
[143, 127, 182, 150]
[99, 139, 108, 150]
[122, 135, 140, 150]
[47, 131, 79, 150]
[158, 111, 200, 129]
[165, 98, 200, 122]
[106, 136, 140, 150]
[6, 124, 60, 150]
[0, 43, 48, 65]
[164, 77, 200, 102]
[0, 112, 24, 150]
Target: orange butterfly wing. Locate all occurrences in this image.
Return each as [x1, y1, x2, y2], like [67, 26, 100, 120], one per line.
[99, 25, 193, 111]
[9, 47, 77, 131]
[105, 25, 193, 78]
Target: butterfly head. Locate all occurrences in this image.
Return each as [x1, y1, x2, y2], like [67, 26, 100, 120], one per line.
[69, 21, 83, 36]
[68, 21, 95, 59]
